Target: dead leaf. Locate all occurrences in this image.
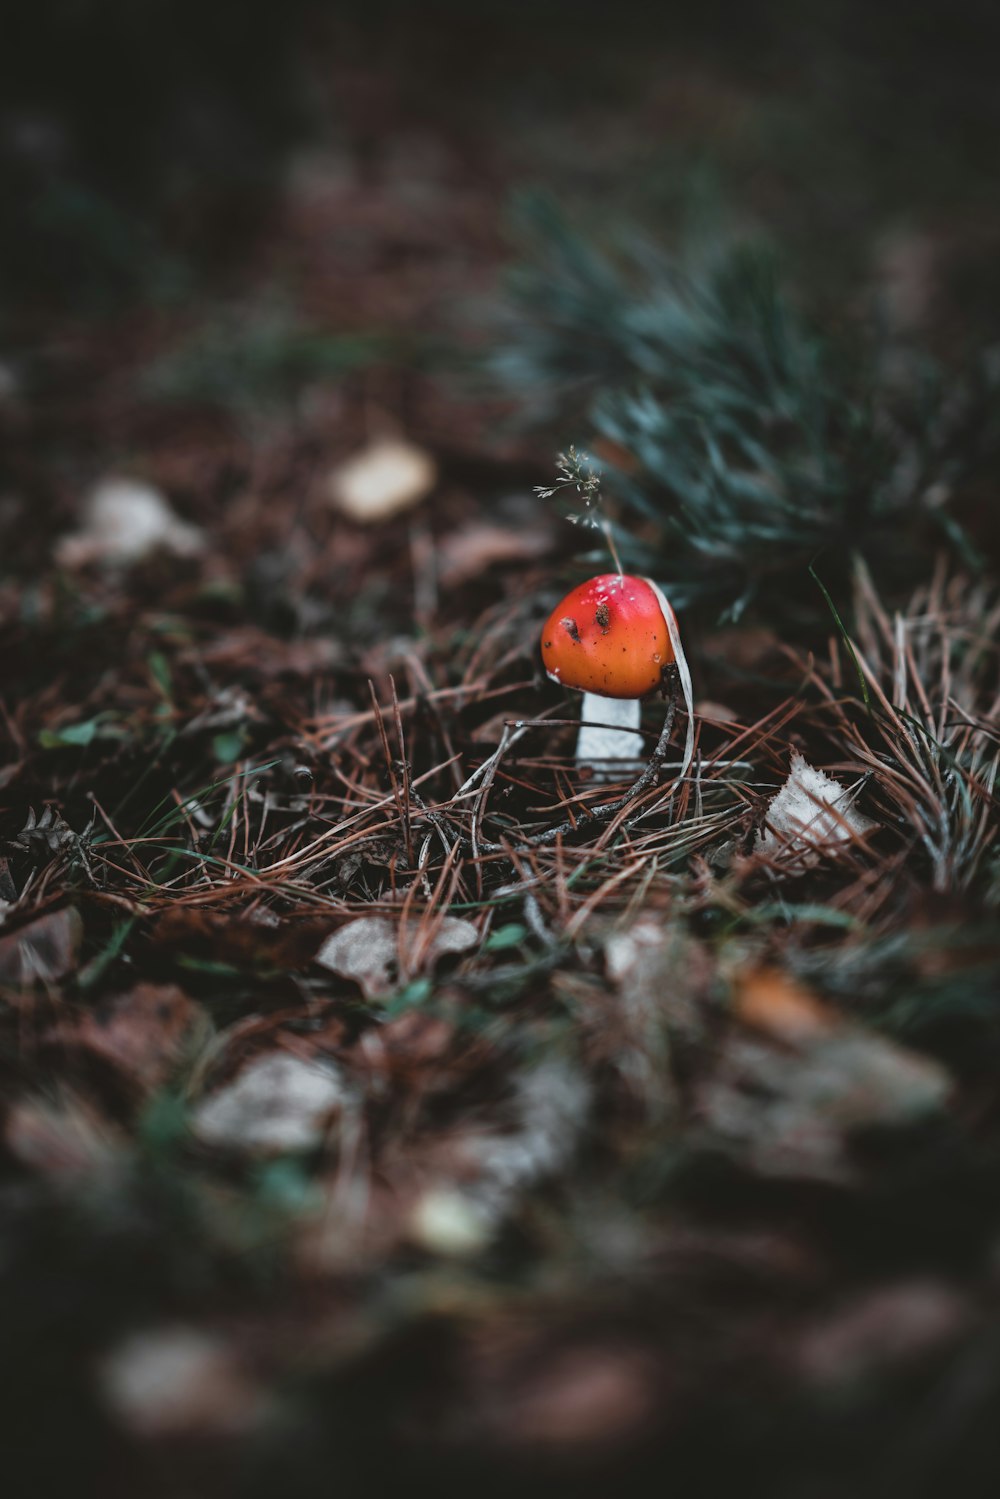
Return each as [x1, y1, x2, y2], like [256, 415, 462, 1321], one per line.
[604, 916, 708, 1046]
[699, 1023, 951, 1182]
[328, 438, 437, 523]
[314, 916, 399, 997]
[456, 1060, 590, 1223]
[56, 477, 204, 567]
[100, 1326, 267, 1436]
[351, 1008, 462, 1084]
[192, 1052, 348, 1153]
[195, 1007, 348, 1095]
[420, 915, 481, 963]
[754, 752, 876, 870]
[314, 914, 479, 998]
[40, 983, 204, 1097]
[149, 908, 330, 972]
[5, 1092, 122, 1177]
[0, 905, 82, 985]
[732, 966, 837, 1044]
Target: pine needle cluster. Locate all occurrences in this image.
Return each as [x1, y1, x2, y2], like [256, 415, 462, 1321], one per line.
[497, 197, 999, 616]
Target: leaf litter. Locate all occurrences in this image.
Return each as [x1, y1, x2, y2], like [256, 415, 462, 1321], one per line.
[2, 40, 1000, 1497]
[3, 434, 999, 1496]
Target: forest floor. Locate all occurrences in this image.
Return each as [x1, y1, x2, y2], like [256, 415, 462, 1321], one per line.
[2, 7, 1000, 1497]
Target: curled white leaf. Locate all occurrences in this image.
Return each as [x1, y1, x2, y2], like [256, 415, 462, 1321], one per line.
[756, 753, 876, 869]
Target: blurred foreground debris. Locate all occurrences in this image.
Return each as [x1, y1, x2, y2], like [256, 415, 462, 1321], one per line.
[315, 914, 479, 999]
[192, 1053, 349, 1154]
[328, 437, 437, 523]
[100, 1326, 267, 1437]
[703, 966, 952, 1181]
[0, 904, 82, 984]
[56, 477, 204, 567]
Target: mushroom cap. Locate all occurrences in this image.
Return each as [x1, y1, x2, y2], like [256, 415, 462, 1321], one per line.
[540, 574, 675, 699]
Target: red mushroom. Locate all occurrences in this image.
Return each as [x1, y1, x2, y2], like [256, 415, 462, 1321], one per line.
[541, 573, 693, 778]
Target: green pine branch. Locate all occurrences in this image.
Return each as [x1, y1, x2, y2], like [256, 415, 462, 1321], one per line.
[498, 196, 998, 616]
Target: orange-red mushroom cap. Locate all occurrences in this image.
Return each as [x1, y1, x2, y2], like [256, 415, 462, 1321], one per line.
[540, 574, 675, 700]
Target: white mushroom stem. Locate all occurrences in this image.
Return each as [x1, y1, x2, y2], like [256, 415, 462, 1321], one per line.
[576, 692, 645, 780]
